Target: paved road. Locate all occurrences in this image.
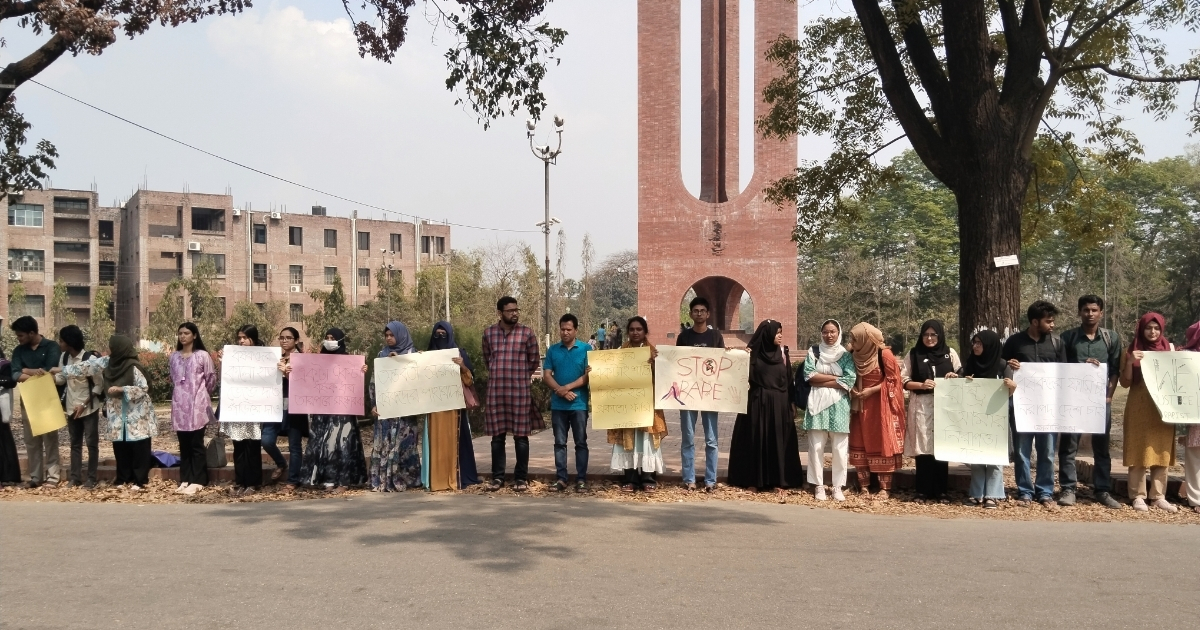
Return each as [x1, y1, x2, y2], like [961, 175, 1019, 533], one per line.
[3, 494, 1198, 629]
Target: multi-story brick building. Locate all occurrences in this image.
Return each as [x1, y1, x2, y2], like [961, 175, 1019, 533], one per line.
[3, 189, 121, 331]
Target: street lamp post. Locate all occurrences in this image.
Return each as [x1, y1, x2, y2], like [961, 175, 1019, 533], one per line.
[528, 116, 564, 348]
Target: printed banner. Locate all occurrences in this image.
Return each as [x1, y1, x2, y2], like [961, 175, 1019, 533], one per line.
[933, 378, 1011, 466]
[1140, 351, 1200, 424]
[588, 347, 654, 429]
[654, 346, 749, 414]
[219, 345, 284, 423]
[1013, 362, 1107, 433]
[16, 374, 67, 437]
[287, 353, 365, 416]
[373, 349, 465, 418]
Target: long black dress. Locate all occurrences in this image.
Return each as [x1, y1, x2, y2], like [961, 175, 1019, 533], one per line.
[727, 343, 804, 490]
[0, 358, 20, 484]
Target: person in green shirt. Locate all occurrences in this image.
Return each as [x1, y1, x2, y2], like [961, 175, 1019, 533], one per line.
[9, 316, 63, 488]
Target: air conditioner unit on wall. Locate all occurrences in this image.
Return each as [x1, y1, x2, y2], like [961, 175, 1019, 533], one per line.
[232, 208, 242, 217]
[188, 242, 202, 252]
[269, 211, 282, 220]
[7, 271, 20, 281]
[289, 285, 302, 293]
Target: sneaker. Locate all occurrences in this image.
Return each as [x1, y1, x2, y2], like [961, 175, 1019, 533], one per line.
[814, 485, 827, 501]
[1057, 490, 1076, 506]
[182, 484, 203, 496]
[128, 484, 143, 491]
[1095, 491, 1122, 509]
[82, 480, 96, 489]
[831, 489, 846, 502]
[1152, 498, 1179, 513]
[174, 482, 189, 494]
[1016, 494, 1032, 507]
[1132, 497, 1148, 512]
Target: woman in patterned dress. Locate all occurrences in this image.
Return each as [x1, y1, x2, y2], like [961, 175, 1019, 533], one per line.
[169, 322, 217, 495]
[369, 322, 422, 492]
[802, 320, 857, 502]
[300, 328, 368, 493]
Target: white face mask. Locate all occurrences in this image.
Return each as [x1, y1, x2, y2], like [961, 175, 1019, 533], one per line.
[322, 339, 341, 351]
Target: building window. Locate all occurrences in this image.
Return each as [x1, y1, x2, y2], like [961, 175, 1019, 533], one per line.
[253, 263, 267, 284]
[7, 249, 45, 272]
[190, 253, 226, 276]
[98, 220, 114, 245]
[53, 197, 89, 214]
[324, 267, 338, 285]
[253, 223, 267, 244]
[389, 233, 402, 254]
[358, 268, 370, 287]
[53, 242, 90, 259]
[289, 303, 304, 321]
[358, 231, 370, 251]
[8, 204, 44, 227]
[14, 295, 46, 317]
[289, 265, 303, 286]
[66, 286, 89, 302]
[255, 303, 265, 311]
[289, 226, 303, 245]
[421, 235, 446, 255]
[191, 207, 225, 231]
[324, 229, 337, 248]
[99, 261, 116, 285]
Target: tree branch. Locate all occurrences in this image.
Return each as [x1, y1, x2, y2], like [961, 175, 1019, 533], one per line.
[1056, 2, 1086, 51]
[1060, 63, 1200, 84]
[0, 33, 70, 103]
[0, 0, 42, 20]
[891, 1, 953, 122]
[1064, 0, 1139, 55]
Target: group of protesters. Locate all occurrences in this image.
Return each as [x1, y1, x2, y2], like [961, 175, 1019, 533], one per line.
[1, 292, 1198, 515]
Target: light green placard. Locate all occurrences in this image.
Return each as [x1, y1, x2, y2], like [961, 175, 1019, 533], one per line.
[933, 378, 1010, 466]
[1140, 352, 1200, 424]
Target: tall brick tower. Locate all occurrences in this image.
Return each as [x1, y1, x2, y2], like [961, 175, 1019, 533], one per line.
[637, 0, 798, 347]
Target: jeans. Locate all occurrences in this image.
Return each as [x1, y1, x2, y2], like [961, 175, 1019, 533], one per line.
[1058, 403, 1113, 493]
[67, 411, 99, 485]
[969, 464, 1005, 500]
[679, 410, 719, 487]
[490, 433, 529, 482]
[262, 421, 304, 485]
[551, 409, 588, 482]
[1014, 428, 1057, 500]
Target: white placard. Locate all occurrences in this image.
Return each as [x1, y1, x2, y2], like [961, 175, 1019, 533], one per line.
[993, 255, 1020, 268]
[1012, 362, 1107, 433]
[219, 345, 283, 423]
[373, 349, 466, 418]
[654, 346, 750, 414]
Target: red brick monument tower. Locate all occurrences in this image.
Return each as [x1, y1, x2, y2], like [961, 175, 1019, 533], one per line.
[637, 0, 798, 347]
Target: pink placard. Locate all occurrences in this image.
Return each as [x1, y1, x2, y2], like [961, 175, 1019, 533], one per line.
[287, 353, 365, 416]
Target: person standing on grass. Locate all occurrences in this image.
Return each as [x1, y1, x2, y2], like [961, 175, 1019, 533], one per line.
[802, 320, 856, 502]
[676, 296, 724, 493]
[961, 330, 1016, 509]
[9, 316, 62, 488]
[265, 326, 307, 490]
[1180, 321, 1200, 514]
[54, 325, 103, 489]
[1002, 301, 1067, 510]
[1118, 312, 1178, 513]
[168, 323, 216, 496]
[543, 313, 590, 492]
[1058, 295, 1123, 509]
[902, 320, 962, 503]
[483, 296, 541, 492]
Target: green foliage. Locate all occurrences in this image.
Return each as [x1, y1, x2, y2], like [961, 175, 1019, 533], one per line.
[0, 97, 57, 193]
[86, 286, 115, 353]
[2, 282, 27, 352]
[225, 300, 288, 348]
[144, 278, 186, 348]
[138, 352, 173, 403]
[49, 279, 75, 330]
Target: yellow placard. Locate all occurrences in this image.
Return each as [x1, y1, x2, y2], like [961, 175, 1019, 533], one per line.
[17, 374, 67, 437]
[588, 347, 654, 430]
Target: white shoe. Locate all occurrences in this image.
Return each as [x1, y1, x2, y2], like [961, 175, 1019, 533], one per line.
[182, 484, 203, 495]
[129, 484, 142, 491]
[174, 482, 188, 493]
[814, 485, 827, 501]
[1132, 497, 1148, 512]
[832, 488, 846, 502]
[1152, 498, 1179, 513]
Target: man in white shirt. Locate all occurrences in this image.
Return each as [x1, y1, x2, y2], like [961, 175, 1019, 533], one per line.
[53, 326, 102, 488]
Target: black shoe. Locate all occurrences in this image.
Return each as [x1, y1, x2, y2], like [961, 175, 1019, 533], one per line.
[1095, 491, 1122, 510]
[83, 480, 97, 489]
[25, 480, 41, 489]
[1057, 489, 1076, 506]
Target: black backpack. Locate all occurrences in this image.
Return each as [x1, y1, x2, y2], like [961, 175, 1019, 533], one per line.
[791, 345, 819, 410]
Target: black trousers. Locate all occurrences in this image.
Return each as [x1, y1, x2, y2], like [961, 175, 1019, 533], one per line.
[177, 429, 209, 486]
[913, 454, 949, 499]
[233, 439, 263, 488]
[67, 411, 99, 484]
[490, 434, 529, 482]
[112, 439, 152, 486]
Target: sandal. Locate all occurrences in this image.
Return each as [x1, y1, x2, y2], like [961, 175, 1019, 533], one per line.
[550, 480, 568, 492]
[643, 482, 658, 493]
[513, 481, 529, 492]
[620, 483, 636, 493]
[982, 499, 999, 509]
[487, 479, 504, 492]
[963, 497, 981, 507]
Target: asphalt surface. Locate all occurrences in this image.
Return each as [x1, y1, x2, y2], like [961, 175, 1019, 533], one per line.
[3, 494, 1198, 629]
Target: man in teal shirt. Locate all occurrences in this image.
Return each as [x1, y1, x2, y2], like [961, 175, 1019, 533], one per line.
[544, 314, 590, 491]
[9, 316, 63, 488]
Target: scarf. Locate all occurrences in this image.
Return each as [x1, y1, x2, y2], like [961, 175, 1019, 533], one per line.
[1184, 321, 1200, 352]
[103, 334, 145, 390]
[748, 319, 783, 365]
[817, 319, 846, 365]
[321, 328, 347, 354]
[964, 330, 1006, 379]
[379, 321, 414, 357]
[908, 319, 955, 387]
[849, 322, 884, 375]
[1131, 312, 1171, 384]
[428, 320, 473, 372]
[606, 339, 668, 450]
[807, 320, 849, 417]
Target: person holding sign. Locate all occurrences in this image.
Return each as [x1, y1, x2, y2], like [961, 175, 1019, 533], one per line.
[426, 321, 480, 490]
[369, 322, 423, 492]
[607, 316, 668, 492]
[214, 325, 271, 495]
[302, 328, 368, 493]
[847, 323, 906, 500]
[1119, 312, 1178, 512]
[543, 313, 591, 492]
[53, 335, 157, 489]
[676, 296, 725, 492]
[8, 316, 62, 488]
[168, 323, 217, 495]
[1181, 321, 1200, 514]
[727, 320, 804, 500]
[802, 320, 856, 502]
[482, 297, 541, 492]
[962, 331, 1016, 509]
[902, 320, 962, 503]
[271, 327, 309, 491]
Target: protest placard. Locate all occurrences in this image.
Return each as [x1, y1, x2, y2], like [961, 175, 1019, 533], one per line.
[219, 345, 283, 423]
[287, 353, 365, 415]
[1140, 351, 1200, 424]
[588, 347, 654, 429]
[373, 349, 465, 418]
[16, 374, 67, 437]
[1012, 362, 1107, 433]
[654, 346, 749, 414]
[934, 378, 1011, 465]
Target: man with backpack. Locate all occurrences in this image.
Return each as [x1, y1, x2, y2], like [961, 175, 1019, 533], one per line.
[1003, 301, 1068, 509]
[53, 325, 103, 488]
[1058, 295, 1123, 509]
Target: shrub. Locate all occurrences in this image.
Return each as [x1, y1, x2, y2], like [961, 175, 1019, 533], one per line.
[138, 351, 172, 403]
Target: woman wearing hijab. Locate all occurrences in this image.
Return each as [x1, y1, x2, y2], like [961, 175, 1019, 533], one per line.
[961, 330, 1016, 508]
[215, 325, 269, 495]
[169, 322, 217, 495]
[54, 335, 157, 489]
[1180, 321, 1200, 514]
[902, 320, 962, 502]
[847, 322, 906, 500]
[727, 319, 804, 499]
[1119, 312, 1178, 512]
[424, 321, 480, 490]
[0, 345, 25, 486]
[802, 320, 857, 501]
[369, 321, 422, 491]
[301, 328, 368, 493]
[608, 316, 669, 492]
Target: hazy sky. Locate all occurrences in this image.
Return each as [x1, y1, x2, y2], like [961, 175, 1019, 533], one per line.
[6, 1, 1197, 278]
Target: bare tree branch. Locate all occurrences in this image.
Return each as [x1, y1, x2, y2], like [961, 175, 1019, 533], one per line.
[1061, 63, 1200, 83]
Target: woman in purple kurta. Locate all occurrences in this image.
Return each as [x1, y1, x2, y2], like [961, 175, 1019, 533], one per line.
[169, 323, 217, 494]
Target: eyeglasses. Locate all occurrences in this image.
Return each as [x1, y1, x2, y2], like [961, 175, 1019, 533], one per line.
[502, 308, 520, 314]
